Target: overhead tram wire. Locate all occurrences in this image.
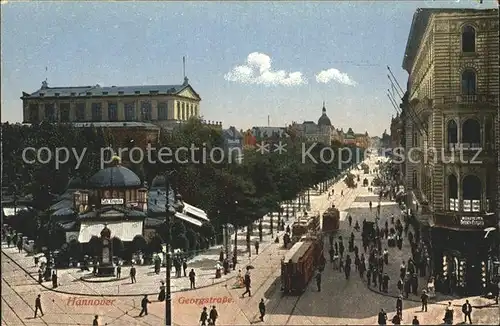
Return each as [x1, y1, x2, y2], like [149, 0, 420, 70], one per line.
[387, 66, 428, 136]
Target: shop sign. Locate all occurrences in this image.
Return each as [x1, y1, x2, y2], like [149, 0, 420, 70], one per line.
[101, 198, 124, 205]
[460, 216, 484, 227]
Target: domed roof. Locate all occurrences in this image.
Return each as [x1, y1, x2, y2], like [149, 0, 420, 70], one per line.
[151, 175, 167, 189]
[88, 165, 141, 188]
[317, 104, 332, 127]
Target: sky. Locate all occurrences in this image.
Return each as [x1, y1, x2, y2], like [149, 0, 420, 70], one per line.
[1, 1, 495, 137]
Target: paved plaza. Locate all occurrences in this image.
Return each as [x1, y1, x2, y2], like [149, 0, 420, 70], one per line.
[2, 156, 499, 325]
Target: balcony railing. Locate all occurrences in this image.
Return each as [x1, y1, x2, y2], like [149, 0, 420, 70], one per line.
[434, 94, 498, 105]
[448, 198, 494, 213]
[432, 211, 497, 229]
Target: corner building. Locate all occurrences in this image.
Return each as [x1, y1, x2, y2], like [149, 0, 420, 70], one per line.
[402, 8, 499, 295]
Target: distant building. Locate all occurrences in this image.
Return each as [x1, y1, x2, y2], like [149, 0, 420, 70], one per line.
[290, 103, 342, 145]
[222, 126, 244, 163]
[242, 130, 257, 148]
[20, 77, 222, 146]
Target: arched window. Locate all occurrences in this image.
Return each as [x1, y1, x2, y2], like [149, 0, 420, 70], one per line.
[448, 174, 458, 211]
[462, 175, 481, 212]
[461, 70, 476, 95]
[461, 25, 475, 53]
[447, 120, 458, 149]
[462, 119, 481, 147]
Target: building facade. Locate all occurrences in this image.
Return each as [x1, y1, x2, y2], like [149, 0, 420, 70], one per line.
[402, 8, 499, 295]
[291, 103, 343, 145]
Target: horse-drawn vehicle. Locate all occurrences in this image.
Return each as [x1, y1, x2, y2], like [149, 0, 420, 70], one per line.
[322, 206, 340, 234]
[281, 235, 324, 295]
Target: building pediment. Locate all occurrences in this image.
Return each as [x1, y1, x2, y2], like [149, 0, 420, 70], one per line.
[178, 86, 201, 101]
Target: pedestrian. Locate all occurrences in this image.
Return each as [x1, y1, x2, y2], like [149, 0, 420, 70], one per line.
[383, 248, 389, 265]
[232, 254, 237, 271]
[254, 241, 259, 255]
[378, 271, 383, 291]
[399, 261, 406, 280]
[348, 214, 352, 227]
[443, 302, 454, 324]
[316, 270, 322, 291]
[339, 240, 344, 258]
[139, 295, 151, 317]
[34, 294, 44, 318]
[209, 306, 218, 325]
[259, 298, 266, 321]
[116, 264, 121, 278]
[130, 265, 136, 284]
[181, 259, 187, 277]
[158, 281, 166, 301]
[378, 308, 387, 325]
[420, 290, 428, 312]
[369, 201, 373, 211]
[367, 267, 372, 286]
[200, 307, 209, 326]
[38, 268, 43, 284]
[51, 270, 58, 288]
[462, 299, 472, 324]
[188, 268, 196, 289]
[412, 316, 419, 325]
[391, 313, 401, 325]
[93, 315, 99, 326]
[382, 273, 390, 293]
[17, 239, 23, 253]
[219, 248, 224, 262]
[344, 255, 351, 280]
[242, 271, 251, 297]
[396, 295, 403, 316]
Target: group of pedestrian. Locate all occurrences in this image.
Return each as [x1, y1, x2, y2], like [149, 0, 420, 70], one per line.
[199, 305, 219, 325]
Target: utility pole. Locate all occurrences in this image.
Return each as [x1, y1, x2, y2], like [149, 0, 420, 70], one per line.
[164, 171, 175, 326]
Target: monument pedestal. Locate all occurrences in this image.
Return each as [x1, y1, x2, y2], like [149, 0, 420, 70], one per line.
[97, 265, 115, 277]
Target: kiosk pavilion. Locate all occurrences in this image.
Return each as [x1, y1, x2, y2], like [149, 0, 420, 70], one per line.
[50, 158, 209, 253]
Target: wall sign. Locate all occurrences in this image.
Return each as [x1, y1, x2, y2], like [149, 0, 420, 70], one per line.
[460, 216, 484, 227]
[101, 198, 124, 205]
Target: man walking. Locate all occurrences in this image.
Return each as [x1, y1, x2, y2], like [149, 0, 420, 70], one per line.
[92, 315, 99, 326]
[209, 306, 218, 325]
[139, 295, 151, 317]
[462, 299, 472, 324]
[316, 270, 322, 291]
[242, 271, 251, 297]
[189, 269, 196, 289]
[130, 265, 136, 284]
[259, 298, 266, 321]
[200, 307, 208, 326]
[420, 290, 428, 312]
[254, 241, 260, 255]
[34, 294, 44, 318]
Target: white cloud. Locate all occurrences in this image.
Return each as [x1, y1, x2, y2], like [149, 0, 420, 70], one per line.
[224, 52, 307, 87]
[315, 68, 357, 86]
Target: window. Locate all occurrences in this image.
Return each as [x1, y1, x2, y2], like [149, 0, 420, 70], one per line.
[461, 119, 480, 148]
[125, 102, 135, 121]
[91, 103, 102, 121]
[28, 104, 39, 122]
[141, 101, 152, 120]
[447, 120, 458, 149]
[461, 70, 476, 95]
[177, 102, 181, 120]
[108, 102, 118, 121]
[45, 103, 56, 122]
[462, 175, 481, 212]
[60, 103, 70, 122]
[75, 103, 85, 121]
[448, 174, 458, 211]
[158, 102, 168, 120]
[461, 25, 475, 53]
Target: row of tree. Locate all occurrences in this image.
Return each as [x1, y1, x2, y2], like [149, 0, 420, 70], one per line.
[2, 119, 364, 254]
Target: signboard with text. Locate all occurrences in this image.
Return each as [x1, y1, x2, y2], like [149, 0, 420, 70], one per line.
[460, 216, 484, 227]
[101, 198, 124, 205]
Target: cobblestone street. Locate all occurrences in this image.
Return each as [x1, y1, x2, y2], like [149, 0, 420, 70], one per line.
[2, 157, 499, 325]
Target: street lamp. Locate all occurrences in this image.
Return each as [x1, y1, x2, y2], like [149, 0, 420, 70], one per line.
[164, 171, 176, 326]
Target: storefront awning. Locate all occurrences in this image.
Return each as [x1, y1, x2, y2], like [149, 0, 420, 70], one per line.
[78, 221, 143, 243]
[183, 203, 209, 221]
[175, 212, 203, 227]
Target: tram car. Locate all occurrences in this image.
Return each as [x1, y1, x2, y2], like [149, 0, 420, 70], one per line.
[281, 236, 324, 295]
[322, 206, 340, 234]
[291, 214, 320, 242]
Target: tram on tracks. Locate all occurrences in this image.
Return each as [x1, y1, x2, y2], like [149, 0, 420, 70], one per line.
[281, 234, 324, 295]
[322, 205, 340, 234]
[291, 212, 320, 243]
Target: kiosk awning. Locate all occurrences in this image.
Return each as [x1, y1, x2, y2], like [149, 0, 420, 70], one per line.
[183, 203, 209, 221]
[78, 221, 143, 243]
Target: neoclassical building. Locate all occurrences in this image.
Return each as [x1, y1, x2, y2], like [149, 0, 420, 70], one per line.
[21, 77, 222, 141]
[402, 8, 498, 295]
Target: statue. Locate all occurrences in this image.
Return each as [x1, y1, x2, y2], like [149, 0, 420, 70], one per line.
[97, 224, 114, 276]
